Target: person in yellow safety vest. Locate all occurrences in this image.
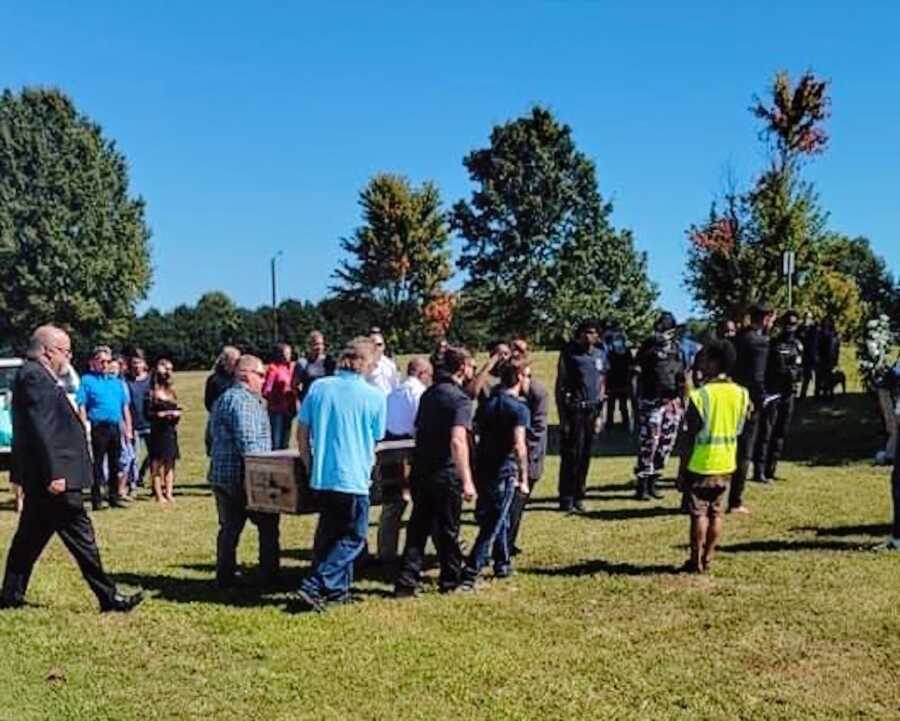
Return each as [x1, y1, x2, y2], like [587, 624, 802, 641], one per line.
[676, 339, 750, 574]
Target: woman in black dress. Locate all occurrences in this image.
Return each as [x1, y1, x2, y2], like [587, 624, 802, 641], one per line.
[146, 359, 181, 504]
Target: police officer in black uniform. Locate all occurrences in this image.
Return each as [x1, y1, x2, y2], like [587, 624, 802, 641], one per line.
[555, 319, 606, 513]
[757, 310, 804, 481]
[728, 301, 775, 513]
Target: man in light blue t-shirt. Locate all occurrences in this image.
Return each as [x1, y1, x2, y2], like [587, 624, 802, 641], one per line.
[295, 337, 386, 611]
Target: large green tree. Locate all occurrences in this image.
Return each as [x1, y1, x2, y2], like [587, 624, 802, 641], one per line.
[331, 173, 451, 352]
[0, 88, 152, 351]
[819, 234, 898, 326]
[452, 106, 656, 344]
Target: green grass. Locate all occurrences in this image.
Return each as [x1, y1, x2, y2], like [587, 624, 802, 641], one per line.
[1, 353, 899, 720]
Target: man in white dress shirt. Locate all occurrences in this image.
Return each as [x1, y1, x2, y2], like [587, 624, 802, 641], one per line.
[376, 356, 432, 563]
[367, 330, 400, 395]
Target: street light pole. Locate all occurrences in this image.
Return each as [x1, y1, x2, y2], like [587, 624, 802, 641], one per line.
[271, 250, 283, 344]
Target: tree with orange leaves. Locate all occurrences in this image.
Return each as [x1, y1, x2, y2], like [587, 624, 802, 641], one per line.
[332, 173, 451, 351]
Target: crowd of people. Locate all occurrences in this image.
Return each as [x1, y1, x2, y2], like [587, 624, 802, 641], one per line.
[1, 305, 898, 613]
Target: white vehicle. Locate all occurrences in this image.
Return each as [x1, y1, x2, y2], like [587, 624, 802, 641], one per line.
[0, 358, 23, 466]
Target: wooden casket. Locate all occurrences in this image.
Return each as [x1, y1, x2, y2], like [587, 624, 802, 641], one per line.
[244, 438, 415, 514]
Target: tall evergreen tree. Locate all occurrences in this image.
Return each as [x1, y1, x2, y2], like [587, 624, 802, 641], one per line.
[452, 106, 656, 344]
[686, 71, 836, 321]
[0, 88, 152, 351]
[331, 173, 451, 352]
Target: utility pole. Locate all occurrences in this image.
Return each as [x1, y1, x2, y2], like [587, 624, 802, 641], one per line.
[271, 250, 283, 344]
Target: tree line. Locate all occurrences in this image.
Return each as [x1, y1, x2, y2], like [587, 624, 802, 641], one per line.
[1, 74, 897, 368]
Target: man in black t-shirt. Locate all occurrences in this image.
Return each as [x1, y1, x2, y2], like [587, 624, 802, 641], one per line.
[633, 312, 687, 500]
[462, 360, 531, 587]
[756, 310, 803, 481]
[291, 330, 336, 404]
[729, 301, 775, 512]
[506, 337, 549, 556]
[395, 347, 477, 596]
[814, 317, 841, 399]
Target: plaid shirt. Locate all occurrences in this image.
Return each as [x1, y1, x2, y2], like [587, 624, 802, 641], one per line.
[207, 384, 271, 490]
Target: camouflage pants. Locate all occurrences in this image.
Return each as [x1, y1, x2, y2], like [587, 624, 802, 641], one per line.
[635, 398, 684, 479]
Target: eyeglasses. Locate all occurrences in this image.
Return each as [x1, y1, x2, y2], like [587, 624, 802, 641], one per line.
[52, 346, 72, 357]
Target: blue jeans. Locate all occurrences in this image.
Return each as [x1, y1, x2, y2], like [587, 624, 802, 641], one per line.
[301, 491, 369, 601]
[269, 412, 293, 450]
[127, 430, 150, 488]
[463, 471, 517, 582]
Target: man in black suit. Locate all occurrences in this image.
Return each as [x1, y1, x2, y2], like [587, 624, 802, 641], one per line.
[0, 325, 143, 612]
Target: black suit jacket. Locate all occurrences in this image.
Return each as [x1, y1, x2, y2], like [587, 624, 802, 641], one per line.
[10, 360, 93, 496]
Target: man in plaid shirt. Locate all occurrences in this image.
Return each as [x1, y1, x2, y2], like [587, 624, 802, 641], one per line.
[208, 355, 280, 588]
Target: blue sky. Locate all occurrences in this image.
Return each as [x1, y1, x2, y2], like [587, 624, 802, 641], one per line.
[3, 2, 897, 321]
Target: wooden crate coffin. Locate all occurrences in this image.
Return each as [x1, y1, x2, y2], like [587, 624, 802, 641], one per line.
[244, 438, 415, 515]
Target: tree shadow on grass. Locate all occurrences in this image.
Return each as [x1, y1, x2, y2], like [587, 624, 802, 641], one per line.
[526, 505, 682, 522]
[0, 498, 19, 513]
[524, 559, 680, 577]
[717, 539, 868, 554]
[790, 523, 891, 538]
[786, 393, 884, 467]
[111, 571, 296, 608]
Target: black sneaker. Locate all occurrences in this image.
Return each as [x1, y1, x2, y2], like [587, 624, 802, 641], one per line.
[101, 590, 144, 613]
[108, 498, 129, 509]
[293, 588, 326, 613]
[568, 501, 588, 515]
[393, 585, 419, 599]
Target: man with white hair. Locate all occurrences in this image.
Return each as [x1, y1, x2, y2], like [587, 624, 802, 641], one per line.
[208, 354, 280, 588]
[1, 326, 143, 612]
[366, 329, 399, 395]
[376, 356, 433, 564]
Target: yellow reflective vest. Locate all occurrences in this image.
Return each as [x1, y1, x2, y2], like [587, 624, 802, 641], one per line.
[687, 380, 750, 475]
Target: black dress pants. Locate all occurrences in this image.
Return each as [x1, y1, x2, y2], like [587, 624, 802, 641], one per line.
[1, 491, 117, 608]
[891, 452, 900, 539]
[729, 410, 760, 509]
[213, 486, 280, 585]
[396, 471, 463, 592]
[91, 421, 122, 506]
[558, 410, 597, 507]
[763, 395, 795, 478]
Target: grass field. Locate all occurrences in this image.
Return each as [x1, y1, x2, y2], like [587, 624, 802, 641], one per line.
[1, 351, 899, 720]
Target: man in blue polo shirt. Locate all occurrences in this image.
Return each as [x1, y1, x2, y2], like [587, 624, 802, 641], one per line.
[77, 346, 132, 510]
[294, 337, 386, 611]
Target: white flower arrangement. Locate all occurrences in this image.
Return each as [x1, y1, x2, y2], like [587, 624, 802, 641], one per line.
[857, 314, 897, 390]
